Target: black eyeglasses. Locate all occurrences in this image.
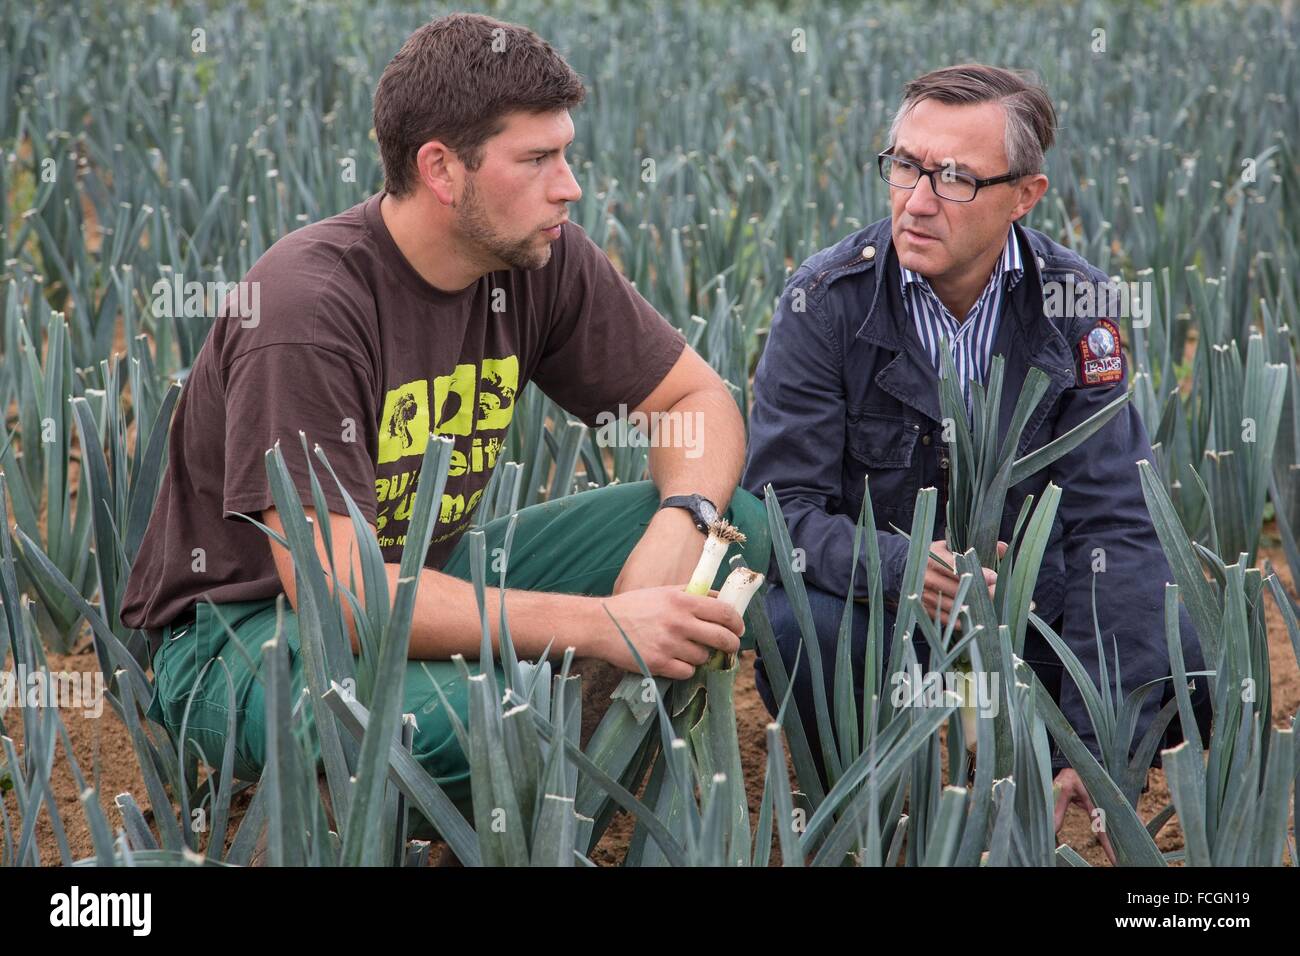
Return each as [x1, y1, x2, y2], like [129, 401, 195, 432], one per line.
[877, 150, 1024, 203]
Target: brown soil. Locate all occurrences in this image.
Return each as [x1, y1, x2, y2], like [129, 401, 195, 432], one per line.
[6, 544, 1296, 867]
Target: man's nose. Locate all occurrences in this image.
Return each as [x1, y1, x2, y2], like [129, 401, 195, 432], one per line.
[904, 173, 942, 217]
[552, 156, 582, 204]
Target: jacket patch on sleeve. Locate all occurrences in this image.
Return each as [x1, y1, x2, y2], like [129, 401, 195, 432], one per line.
[1076, 317, 1124, 387]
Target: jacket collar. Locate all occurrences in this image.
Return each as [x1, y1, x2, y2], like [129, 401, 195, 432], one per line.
[853, 219, 1078, 452]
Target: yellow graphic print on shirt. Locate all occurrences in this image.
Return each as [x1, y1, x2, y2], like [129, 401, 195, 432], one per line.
[477, 357, 518, 430]
[376, 379, 431, 464]
[374, 356, 519, 551]
[431, 362, 476, 437]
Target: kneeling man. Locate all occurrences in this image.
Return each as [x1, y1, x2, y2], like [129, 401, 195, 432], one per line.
[743, 64, 1210, 845]
[121, 14, 770, 834]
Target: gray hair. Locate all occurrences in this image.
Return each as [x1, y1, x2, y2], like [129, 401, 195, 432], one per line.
[886, 64, 1058, 176]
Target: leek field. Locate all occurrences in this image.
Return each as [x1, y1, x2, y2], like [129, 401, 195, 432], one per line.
[2, 0, 1299, 868]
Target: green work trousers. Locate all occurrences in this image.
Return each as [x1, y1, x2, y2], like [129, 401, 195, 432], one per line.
[144, 481, 771, 837]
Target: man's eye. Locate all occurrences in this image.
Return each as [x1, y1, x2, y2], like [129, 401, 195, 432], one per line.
[531, 155, 546, 166]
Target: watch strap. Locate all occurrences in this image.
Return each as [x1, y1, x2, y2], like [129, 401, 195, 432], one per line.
[659, 494, 714, 532]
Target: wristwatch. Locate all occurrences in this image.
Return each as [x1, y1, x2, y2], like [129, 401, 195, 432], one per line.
[659, 494, 719, 533]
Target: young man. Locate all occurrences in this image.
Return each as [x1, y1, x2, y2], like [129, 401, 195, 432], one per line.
[743, 64, 1210, 855]
[119, 14, 769, 827]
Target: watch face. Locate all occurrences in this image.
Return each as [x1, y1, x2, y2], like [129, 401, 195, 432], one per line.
[697, 497, 719, 525]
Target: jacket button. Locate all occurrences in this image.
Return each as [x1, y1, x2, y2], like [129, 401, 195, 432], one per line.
[1036, 255, 1046, 270]
[862, 245, 876, 260]
[921, 434, 931, 445]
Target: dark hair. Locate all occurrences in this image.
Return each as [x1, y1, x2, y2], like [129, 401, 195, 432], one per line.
[887, 64, 1057, 175]
[373, 13, 586, 197]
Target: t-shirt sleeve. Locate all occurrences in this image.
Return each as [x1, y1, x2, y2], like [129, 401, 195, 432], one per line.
[219, 343, 379, 526]
[530, 225, 687, 427]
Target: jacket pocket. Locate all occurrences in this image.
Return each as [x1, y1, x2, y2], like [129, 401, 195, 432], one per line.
[844, 412, 921, 518]
[846, 411, 920, 468]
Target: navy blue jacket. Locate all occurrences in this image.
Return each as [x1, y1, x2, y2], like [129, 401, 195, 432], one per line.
[743, 216, 1201, 769]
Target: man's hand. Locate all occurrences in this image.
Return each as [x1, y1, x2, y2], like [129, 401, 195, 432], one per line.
[1053, 767, 1117, 865]
[595, 585, 743, 680]
[612, 506, 708, 594]
[920, 539, 1009, 626]
[266, 504, 736, 672]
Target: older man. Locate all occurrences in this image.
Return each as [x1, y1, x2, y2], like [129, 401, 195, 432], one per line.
[743, 64, 1210, 846]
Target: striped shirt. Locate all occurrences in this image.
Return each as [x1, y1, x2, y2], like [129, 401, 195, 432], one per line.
[900, 228, 1023, 416]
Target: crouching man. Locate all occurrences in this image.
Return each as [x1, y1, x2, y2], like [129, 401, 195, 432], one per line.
[742, 64, 1210, 854]
[120, 14, 770, 836]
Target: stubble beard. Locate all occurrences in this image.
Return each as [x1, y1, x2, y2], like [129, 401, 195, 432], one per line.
[455, 174, 551, 272]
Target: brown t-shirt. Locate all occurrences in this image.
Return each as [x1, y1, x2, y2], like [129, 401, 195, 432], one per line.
[119, 192, 686, 630]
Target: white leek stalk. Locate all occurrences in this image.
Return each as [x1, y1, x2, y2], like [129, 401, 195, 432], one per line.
[683, 520, 760, 670]
[717, 566, 764, 617]
[686, 519, 746, 596]
[709, 565, 766, 669]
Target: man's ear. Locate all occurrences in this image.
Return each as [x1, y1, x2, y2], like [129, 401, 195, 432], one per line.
[415, 140, 459, 206]
[1010, 173, 1049, 222]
